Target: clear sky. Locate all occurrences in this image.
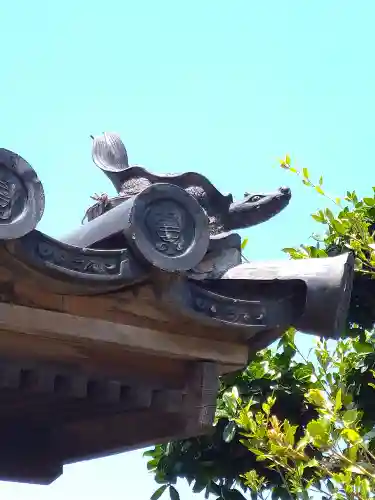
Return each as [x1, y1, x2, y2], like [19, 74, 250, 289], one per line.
[0, 0, 374, 498]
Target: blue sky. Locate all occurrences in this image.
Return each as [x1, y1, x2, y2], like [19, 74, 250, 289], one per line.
[0, 0, 374, 498]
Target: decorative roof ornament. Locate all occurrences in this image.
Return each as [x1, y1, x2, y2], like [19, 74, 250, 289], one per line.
[91, 132, 129, 172]
[0, 132, 354, 485]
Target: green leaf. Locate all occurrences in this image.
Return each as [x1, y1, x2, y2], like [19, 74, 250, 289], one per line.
[147, 459, 159, 470]
[151, 485, 168, 500]
[307, 420, 327, 438]
[223, 421, 236, 443]
[282, 247, 297, 254]
[315, 185, 324, 195]
[169, 486, 180, 500]
[319, 175, 323, 185]
[360, 478, 370, 497]
[354, 341, 373, 354]
[331, 219, 347, 235]
[222, 489, 247, 500]
[342, 409, 358, 426]
[143, 450, 156, 457]
[294, 363, 314, 382]
[341, 428, 361, 444]
[312, 212, 325, 223]
[306, 389, 327, 408]
[262, 402, 270, 415]
[302, 167, 309, 179]
[325, 208, 335, 222]
[272, 486, 290, 500]
[306, 419, 330, 447]
[144, 446, 163, 458]
[241, 238, 248, 250]
[281, 247, 306, 259]
[296, 435, 311, 451]
[285, 154, 291, 165]
[326, 480, 335, 493]
[311, 214, 322, 222]
[335, 388, 342, 412]
[347, 444, 359, 462]
[364, 197, 375, 206]
[248, 447, 267, 456]
[284, 420, 298, 446]
[155, 471, 167, 484]
[209, 483, 222, 496]
[193, 481, 207, 494]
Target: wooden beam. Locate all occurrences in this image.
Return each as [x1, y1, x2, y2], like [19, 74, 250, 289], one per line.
[0, 424, 62, 485]
[0, 332, 192, 387]
[56, 411, 186, 464]
[0, 303, 248, 368]
[11, 278, 247, 344]
[183, 362, 218, 436]
[49, 367, 217, 465]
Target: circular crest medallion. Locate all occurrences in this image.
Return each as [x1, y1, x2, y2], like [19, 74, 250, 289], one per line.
[128, 183, 209, 272]
[0, 149, 45, 239]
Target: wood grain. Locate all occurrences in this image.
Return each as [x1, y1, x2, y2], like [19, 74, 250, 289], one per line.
[0, 303, 248, 368]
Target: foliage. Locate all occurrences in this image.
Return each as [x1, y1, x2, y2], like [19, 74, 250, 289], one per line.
[146, 335, 375, 499]
[145, 157, 375, 499]
[279, 156, 375, 333]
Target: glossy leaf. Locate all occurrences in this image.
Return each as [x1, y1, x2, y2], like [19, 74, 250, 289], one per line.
[151, 485, 168, 500]
[341, 428, 361, 444]
[342, 409, 358, 426]
[354, 341, 373, 354]
[169, 486, 180, 500]
[223, 421, 236, 443]
[335, 388, 342, 412]
[222, 489, 247, 500]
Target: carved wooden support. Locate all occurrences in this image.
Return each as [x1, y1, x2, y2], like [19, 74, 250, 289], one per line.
[183, 362, 219, 436]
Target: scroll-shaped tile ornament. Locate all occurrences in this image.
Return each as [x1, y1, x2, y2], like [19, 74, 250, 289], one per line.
[91, 132, 129, 172]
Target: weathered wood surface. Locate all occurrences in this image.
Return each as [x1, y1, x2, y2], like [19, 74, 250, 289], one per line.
[55, 362, 219, 464]
[0, 359, 218, 484]
[0, 303, 248, 368]
[0, 234, 294, 355]
[0, 253, 252, 372]
[0, 246, 254, 485]
[0, 253, 240, 338]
